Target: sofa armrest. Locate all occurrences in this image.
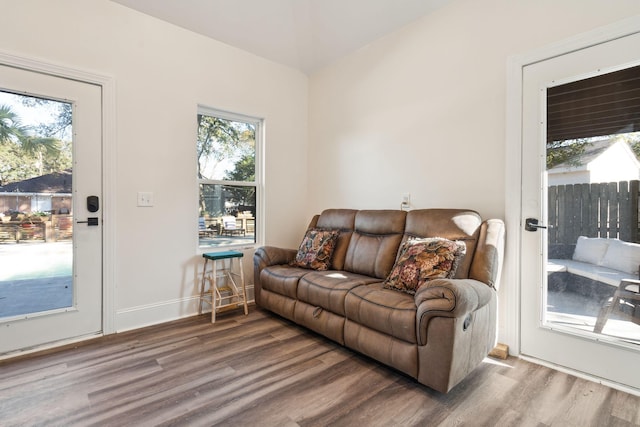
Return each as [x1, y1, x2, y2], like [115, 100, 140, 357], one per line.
[414, 278, 494, 346]
[253, 246, 298, 305]
[254, 246, 297, 268]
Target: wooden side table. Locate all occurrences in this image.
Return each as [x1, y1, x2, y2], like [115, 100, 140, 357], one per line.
[199, 251, 248, 323]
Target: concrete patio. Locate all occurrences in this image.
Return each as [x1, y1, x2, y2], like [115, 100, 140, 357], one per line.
[0, 242, 72, 318]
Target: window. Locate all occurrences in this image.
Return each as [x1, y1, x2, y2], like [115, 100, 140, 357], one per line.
[197, 107, 261, 248]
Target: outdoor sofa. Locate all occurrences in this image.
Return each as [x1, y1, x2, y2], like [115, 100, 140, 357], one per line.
[548, 236, 640, 300]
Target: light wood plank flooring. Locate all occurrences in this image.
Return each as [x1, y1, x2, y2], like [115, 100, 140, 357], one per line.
[1, 308, 639, 426]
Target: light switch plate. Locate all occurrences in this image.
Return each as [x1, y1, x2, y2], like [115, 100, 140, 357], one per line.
[137, 191, 154, 207]
[401, 193, 411, 211]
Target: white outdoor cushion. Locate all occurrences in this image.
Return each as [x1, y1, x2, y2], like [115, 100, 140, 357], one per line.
[572, 236, 610, 265]
[547, 260, 567, 273]
[549, 259, 632, 287]
[600, 239, 640, 275]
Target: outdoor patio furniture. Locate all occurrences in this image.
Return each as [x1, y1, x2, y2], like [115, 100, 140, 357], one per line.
[0, 223, 18, 242]
[594, 279, 640, 333]
[198, 217, 215, 238]
[18, 221, 46, 242]
[220, 216, 245, 236]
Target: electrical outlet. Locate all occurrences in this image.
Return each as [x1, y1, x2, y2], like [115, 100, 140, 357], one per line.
[137, 191, 154, 207]
[401, 193, 411, 211]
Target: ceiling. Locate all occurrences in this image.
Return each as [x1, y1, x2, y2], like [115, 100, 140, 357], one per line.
[110, 0, 449, 74]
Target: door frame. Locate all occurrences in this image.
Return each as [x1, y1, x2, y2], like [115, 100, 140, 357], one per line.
[505, 16, 640, 381]
[0, 50, 116, 340]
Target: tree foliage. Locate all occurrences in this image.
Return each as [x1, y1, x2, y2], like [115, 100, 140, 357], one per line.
[546, 132, 640, 170]
[0, 101, 71, 186]
[21, 97, 72, 138]
[546, 138, 591, 170]
[0, 105, 28, 143]
[224, 152, 256, 206]
[197, 114, 256, 216]
[622, 132, 640, 158]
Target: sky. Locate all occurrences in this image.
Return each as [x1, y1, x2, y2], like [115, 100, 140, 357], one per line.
[0, 90, 71, 140]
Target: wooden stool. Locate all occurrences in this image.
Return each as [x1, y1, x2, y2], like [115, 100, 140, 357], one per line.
[199, 251, 248, 323]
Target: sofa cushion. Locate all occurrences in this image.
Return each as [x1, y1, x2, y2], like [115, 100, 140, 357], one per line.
[290, 228, 340, 270]
[315, 209, 357, 271]
[572, 236, 610, 265]
[344, 320, 418, 378]
[404, 209, 481, 278]
[297, 271, 378, 316]
[383, 237, 466, 295]
[344, 282, 417, 344]
[260, 265, 309, 299]
[600, 239, 640, 275]
[344, 210, 406, 279]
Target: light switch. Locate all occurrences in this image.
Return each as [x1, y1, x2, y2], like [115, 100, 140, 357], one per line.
[401, 193, 411, 211]
[137, 191, 154, 207]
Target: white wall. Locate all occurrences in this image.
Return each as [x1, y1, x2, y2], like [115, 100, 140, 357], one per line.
[4, 0, 640, 341]
[308, 0, 640, 344]
[0, 0, 309, 331]
[547, 170, 590, 187]
[590, 141, 640, 184]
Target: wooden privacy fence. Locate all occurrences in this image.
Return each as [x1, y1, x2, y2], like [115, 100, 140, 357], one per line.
[548, 180, 640, 255]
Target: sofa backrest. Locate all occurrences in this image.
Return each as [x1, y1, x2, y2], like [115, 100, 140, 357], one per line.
[309, 208, 504, 288]
[404, 209, 482, 279]
[343, 210, 406, 279]
[312, 209, 357, 271]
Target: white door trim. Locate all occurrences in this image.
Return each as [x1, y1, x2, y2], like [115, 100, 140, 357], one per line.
[505, 15, 640, 355]
[0, 50, 117, 336]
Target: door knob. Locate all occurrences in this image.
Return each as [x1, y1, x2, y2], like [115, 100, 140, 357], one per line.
[525, 218, 547, 232]
[77, 217, 99, 226]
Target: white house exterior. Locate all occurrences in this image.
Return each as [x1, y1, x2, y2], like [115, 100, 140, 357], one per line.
[547, 138, 640, 186]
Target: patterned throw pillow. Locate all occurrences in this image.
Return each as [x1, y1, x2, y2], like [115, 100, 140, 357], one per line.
[290, 228, 340, 270]
[383, 237, 466, 294]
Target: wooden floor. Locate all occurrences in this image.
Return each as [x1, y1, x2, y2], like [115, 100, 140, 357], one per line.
[1, 308, 640, 427]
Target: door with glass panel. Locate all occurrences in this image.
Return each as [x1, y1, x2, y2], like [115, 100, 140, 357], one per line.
[0, 64, 102, 354]
[520, 31, 640, 391]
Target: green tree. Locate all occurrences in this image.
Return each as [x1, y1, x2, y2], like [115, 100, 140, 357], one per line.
[197, 114, 255, 216]
[197, 115, 241, 179]
[621, 132, 640, 158]
[0, 104, 27, 143]
[546, 138, 591, 170]
[225, 152, 255, 182]
[224, 153, 256, 206]
[0, 103, 69, 185]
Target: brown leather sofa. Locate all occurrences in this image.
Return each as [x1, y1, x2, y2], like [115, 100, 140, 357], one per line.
[253, 208, 505, 393]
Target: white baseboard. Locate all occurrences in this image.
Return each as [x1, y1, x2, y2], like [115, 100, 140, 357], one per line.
[520, 354, 640, 397]
[115, 284, 255, 333]
[115, 296, 202, 332]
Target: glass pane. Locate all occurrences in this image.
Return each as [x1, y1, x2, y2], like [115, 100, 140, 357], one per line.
[0, 91, 73, 319]
[199, 183, 256, 247]
[197, 114, 255, 182]
[544, 66, 640, 344]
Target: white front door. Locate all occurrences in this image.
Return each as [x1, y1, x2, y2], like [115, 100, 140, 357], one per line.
[0, 64, 102, 354]
[520, 31, 640, 391]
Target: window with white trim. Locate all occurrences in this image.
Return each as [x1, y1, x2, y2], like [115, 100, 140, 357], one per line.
[197, 107, 260, 248]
